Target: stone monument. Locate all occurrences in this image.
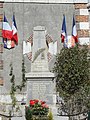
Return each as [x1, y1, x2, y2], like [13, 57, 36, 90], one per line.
[25, 26, 55, 104]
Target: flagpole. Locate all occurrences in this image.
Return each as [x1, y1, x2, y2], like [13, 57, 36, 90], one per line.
[22, 0, 25, 62]
[11, 1, 13, 65]
[61, 14, 68, 47]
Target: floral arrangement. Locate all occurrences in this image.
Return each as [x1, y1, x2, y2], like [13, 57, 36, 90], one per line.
[25, 99, 49, 120]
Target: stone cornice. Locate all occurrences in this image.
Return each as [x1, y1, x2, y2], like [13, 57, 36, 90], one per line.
[0, 0, 88, 3]
[25, 72, 55, 78]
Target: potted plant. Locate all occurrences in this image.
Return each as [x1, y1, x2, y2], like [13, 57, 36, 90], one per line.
[25, 99, 49, 120]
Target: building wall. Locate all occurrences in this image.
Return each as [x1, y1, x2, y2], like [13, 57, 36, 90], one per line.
[0, 1, 89, 91]
[74, 3, 90, 45]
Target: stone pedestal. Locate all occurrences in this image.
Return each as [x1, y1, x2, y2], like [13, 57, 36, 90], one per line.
[26, 72, 54, 104]
[25, 26, 55, 104]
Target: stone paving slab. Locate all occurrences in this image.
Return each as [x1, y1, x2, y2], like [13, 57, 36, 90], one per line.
[10, 116, 27, 120]
[54, 115, 69, 120]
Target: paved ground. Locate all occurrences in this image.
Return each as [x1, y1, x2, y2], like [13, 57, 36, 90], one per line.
[0, 91, 69, 120]
[51, 105, 69, 120]
[54, 115, 68, 120]
[11, 105, 69, 120]
[11, 115, 69, 120]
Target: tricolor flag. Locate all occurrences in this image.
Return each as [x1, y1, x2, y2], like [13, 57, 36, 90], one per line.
[47, 41, 58, 61]
[67, 36, 75, 48]
[3, 38, 15, 49]
[12, 14, 18, 45]
[48, 42, 53, 55]
[2, 14, 12, 40]
[61, 15, 67, 43]
[23, 41, 31, 55]
[72, 15, 78, 43]
[53, 41, 57, 55]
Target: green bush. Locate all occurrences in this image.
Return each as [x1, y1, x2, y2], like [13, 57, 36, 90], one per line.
[48, 110, 53, 120]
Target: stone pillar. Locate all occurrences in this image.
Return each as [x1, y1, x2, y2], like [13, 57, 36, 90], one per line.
[25, 26, 55, 105]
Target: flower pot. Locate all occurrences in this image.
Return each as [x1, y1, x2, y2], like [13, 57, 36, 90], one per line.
[32, 115, 48, 120]
[25, 115, 48, 120]
[25, 99, 49, 120]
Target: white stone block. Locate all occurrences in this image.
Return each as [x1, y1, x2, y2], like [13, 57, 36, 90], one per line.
[80, 9, 89, 15]
[79, 22, 89, 29]
[74, 0, 88, 3]
[4, 0, 48, 2]
[79, 37, 90, 45]
[53, 94, 56, 104]
[30, 0, 48, 2]
[48, 0, 73, 3]
[3, 0, 88, 3]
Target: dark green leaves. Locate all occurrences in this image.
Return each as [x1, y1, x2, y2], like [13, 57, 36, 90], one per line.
[53, 45, 90, 115]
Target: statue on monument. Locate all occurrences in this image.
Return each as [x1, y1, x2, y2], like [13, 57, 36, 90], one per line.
[23, 26, 57, 63]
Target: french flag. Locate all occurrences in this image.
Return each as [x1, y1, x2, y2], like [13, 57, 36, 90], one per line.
[61, 15, 67, 43]
[3, 38, 15, 49]
[12, 14, 18, 45]
[72, 15, 78, 43]
[2, 15, 12, 40]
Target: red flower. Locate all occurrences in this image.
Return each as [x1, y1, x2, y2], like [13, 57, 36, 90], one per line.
[39, 100, 45, 104]
[42, 104, 49, 108]
[29, 100, 35, 106]
[34, 99, 39, 103]
[41, 101, 46, 105]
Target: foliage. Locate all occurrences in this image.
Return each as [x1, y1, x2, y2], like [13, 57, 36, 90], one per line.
[9, 63, 16, 108]
[53, 45, 90, 115]
[15, 58, 27, 91]
[25, 106, 32, 120]
[25, 99, 49, 120]
[48, 109, 53, 120]
[9, 58, 26, 108]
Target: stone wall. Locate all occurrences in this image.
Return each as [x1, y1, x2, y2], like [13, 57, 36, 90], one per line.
[2, 3, 75, 91]
[1, 2, 90, 91]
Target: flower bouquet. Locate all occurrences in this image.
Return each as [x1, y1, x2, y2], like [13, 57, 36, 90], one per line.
[25, 99, 49, 120]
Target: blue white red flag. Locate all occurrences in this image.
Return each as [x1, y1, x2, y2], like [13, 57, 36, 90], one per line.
[3, 38, 15, 49]
[12, 14, 18, 45]
[2, 15, 12, 40]
[72, 15, 78, 43]
[61, 15, 67, 43]
[23, 41, 31, 55]
[53, 40, 57, 55]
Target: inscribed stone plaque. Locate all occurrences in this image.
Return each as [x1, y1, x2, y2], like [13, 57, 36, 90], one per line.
[27, 79, 53, 104]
